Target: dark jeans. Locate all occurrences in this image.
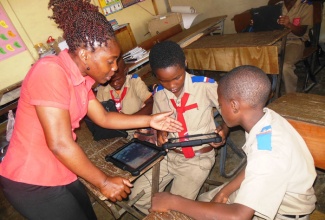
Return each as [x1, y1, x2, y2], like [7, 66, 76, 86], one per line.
[0, 176, 97, 220]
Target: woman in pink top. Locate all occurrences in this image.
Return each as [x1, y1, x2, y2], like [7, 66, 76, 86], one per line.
[0, 0, 182, 219]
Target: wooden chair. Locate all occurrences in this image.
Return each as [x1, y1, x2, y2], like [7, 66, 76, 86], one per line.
[267, 1, 324, 92]
[299, 1, 324, 92]
[233, 1, 324, 93]
[231, 10, 252, 33]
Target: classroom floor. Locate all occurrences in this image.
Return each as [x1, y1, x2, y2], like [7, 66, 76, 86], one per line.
[1, 55, 325, 220]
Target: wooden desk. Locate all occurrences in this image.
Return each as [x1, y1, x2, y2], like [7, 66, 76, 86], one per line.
[268, 93, 325, 170]
[168, 15, 227, 48]
[75, 122, 164, 219]
[183, 29, 291, 98]
[144, 210, 193, 220]
[127, 16, 227, 73]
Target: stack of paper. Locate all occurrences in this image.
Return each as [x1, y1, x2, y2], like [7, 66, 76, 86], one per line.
[109, 19, 119, 30]
[122, 47, 149, 64]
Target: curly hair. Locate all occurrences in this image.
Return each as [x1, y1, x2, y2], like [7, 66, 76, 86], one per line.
[149, 41, 186, 75]
[48, 0, 115, 52]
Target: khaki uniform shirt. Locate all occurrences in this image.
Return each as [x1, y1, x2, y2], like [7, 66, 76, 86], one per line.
[96, 74, 152, 114]
[153, 72, 219, 150]
[235, 108, 316, 220]
[281, 0, 313, 43]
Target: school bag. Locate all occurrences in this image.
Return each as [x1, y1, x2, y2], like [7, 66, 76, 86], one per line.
[84, 99, 128, 141]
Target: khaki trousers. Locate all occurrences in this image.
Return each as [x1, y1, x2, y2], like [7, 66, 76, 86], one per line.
[129, 150, 215, 214]
[276, 40, 305, 94]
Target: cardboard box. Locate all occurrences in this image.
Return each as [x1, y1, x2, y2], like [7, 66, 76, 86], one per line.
[148, 13, 183, 36]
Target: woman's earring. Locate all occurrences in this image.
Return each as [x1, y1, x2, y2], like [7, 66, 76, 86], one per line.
[85, 63, 90, 71]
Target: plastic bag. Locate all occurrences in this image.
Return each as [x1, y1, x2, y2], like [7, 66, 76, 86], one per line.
[6, 110, 15, 142]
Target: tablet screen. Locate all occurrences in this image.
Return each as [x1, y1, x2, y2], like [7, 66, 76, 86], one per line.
[112, 142, 159, 169]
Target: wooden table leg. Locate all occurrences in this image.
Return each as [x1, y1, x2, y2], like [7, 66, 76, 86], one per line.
[151, 162, 160, 197]
[275, 34, 287, 99]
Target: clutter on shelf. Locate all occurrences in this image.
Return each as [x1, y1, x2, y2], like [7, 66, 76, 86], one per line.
[122, 47, 149, 64]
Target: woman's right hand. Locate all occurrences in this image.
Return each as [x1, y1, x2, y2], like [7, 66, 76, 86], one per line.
[99, 176, 133, 202]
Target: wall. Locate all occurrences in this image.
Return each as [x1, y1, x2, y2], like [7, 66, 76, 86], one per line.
[1, 0, 271, 50]
[103, 0, 270, 43]
[0, 0, 272, 91]
[95, 1, 160, 44]
[168, 0, 269, 34]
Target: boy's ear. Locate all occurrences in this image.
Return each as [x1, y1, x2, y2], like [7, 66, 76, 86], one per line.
[231, 99, 239, 113]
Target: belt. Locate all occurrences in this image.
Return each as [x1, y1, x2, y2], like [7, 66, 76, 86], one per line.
[282, 214, 307, 219]
[171, 146, 214, 156]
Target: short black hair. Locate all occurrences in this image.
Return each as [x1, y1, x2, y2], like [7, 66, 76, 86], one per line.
[149, 41, 186, 75]
[219, 65, 271, 108]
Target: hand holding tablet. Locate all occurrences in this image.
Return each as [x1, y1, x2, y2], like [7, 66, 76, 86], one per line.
[105, 133, 221, 176]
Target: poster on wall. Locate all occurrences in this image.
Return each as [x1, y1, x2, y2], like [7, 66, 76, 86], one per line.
[98, 0, 123, 16]
[0, 4, 27, 62]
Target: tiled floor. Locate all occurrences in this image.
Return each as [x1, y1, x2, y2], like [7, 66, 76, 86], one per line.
[1, 55, 324, 220]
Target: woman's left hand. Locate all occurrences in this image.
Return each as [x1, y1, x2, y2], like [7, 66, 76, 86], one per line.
[150, 111, 183, 133]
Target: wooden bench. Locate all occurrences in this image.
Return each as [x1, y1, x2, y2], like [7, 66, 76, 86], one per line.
[268, 93, 325, 170]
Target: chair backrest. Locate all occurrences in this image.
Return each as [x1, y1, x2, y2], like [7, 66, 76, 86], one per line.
[302, 1, 323, 60]
[232, 10, 251, 33]
[309, 2, 323, 47]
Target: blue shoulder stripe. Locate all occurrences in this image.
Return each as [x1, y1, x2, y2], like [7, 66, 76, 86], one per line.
[155, 84, 164, 93]
[191, 76, 215, 83]
[256, 125, 272, 151]
[131, 74, 139, 79]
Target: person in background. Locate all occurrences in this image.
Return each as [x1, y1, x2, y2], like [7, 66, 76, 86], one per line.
[150, 65, 316, 220]
[96, 58, 156, 143]
[0, 0, 182, 219]
[128, 41, 228, 214]
[96, 58, 153, 116]
[273, 0, 313, 93]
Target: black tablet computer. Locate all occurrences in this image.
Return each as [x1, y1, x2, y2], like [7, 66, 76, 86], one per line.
[105, 139, 166, 176]
[162, 133, 222, 150]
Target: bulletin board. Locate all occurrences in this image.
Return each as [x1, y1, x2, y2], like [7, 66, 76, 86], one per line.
[98, 0, 123, 16]
[0, 0, 36, 93]
[0, 3, 27, 62]
[98, 0, 144, 16]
